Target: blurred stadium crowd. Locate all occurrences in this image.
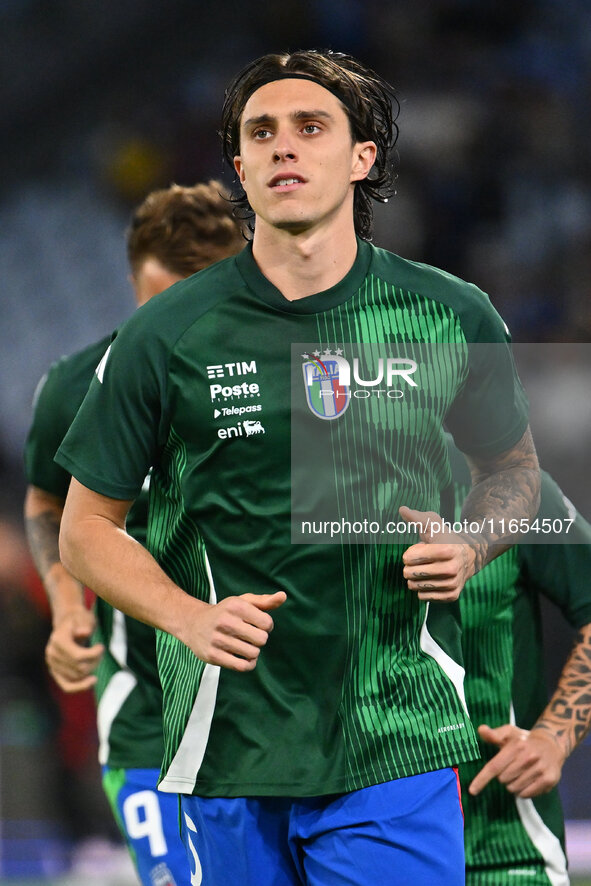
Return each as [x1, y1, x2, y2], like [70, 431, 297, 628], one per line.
[0, 0, 590, 877]
[2, 0, 591, 489]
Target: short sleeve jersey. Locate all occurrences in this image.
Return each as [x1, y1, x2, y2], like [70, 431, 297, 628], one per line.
[56, 239, 529, 798]
[24, 337, 163, 769]
[450, 440, 591, 884]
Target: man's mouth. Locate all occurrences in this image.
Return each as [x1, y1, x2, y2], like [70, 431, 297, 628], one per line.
[269, 175, 306, 189]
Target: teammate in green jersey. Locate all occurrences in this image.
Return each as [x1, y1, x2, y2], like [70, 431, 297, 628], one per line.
[24, 180, 245, 885]
[447, 440, 591, 885]
[56, 50, 541, 885]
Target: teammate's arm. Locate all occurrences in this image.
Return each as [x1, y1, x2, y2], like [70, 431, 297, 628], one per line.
[401, 427, 540, 601]
[469, 621, 591, 798]
[24, 484, 104, 692]
[60, 479, 286, 672]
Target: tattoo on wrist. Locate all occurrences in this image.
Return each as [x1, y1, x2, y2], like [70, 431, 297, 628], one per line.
[533, 628, 591, 756]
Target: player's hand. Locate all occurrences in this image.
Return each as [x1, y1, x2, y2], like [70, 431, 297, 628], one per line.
[468, 723, 566, 798]
[45, 607, 104, 693]
[399, 506, 477, 601]
[184, 591, 287, 672]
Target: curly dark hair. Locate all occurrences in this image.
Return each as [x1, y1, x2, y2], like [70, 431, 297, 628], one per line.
[126, 180, 245, 277]
[220, 49, 400, 240]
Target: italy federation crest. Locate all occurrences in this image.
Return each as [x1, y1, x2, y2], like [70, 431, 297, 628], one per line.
[302, 350, 350, 420]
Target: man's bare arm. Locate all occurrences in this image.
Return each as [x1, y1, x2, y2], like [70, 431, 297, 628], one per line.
[534, 622, 591, 755]
[462, 426, 541, 572]
[401, 427, 540, 600]
[24, 485, 104, 691]
[470, 622, 591, 798]
[60, 478, 286, 672]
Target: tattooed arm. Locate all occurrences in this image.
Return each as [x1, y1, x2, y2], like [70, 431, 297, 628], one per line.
[24, 485, 104, 692]
[469, 623, 591, 798]
[401, 427, 541, 601]
[462, 425, 541, 571]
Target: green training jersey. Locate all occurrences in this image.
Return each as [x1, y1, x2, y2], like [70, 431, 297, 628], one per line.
[24, 336, 163, 770]
[450, 442, 591, 885]
[57, 239, 528, 797]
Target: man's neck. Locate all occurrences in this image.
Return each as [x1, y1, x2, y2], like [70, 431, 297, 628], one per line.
[251, 221, 359, 302]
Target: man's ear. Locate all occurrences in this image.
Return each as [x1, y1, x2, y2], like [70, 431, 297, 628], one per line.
[234, 156, 245, 184]
[350, 141, 377, 183]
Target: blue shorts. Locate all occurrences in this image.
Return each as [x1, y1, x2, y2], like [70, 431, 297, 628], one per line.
[180, 768, 465, 886]
[102, 766, 189, 886]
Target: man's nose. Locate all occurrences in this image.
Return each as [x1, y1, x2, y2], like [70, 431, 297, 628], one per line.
[272, 133, 297, 162]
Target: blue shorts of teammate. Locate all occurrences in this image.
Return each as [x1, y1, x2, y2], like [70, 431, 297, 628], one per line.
[180, 767, 465, 886]
[102, 766, 189, 886]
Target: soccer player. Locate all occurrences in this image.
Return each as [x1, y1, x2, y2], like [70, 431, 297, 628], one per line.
[446, 440, 591, 886]
[23, 180, 245, 886]
[56, 50, 540, 885]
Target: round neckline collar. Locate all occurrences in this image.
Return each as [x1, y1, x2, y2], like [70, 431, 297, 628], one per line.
[235, 238, 372, 314]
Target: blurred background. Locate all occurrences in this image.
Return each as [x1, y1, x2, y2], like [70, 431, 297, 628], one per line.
[1, 0, 590, 882]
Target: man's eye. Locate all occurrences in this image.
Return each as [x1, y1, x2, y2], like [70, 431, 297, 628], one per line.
[253, 129, 271, 139]
[303, 124, 320, 134]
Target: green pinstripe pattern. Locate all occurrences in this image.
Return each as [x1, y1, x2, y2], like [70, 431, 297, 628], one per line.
[145, 427, 215, 776]
[315, 281, 475, 786]
[56, 240, 529, 797]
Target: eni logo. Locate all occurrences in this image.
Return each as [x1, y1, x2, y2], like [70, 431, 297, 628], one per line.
[217, 419, 266, 440]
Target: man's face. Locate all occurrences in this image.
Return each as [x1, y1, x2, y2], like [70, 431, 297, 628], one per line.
[131, 257, 183, 306]
[234, 78, 376, 235]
